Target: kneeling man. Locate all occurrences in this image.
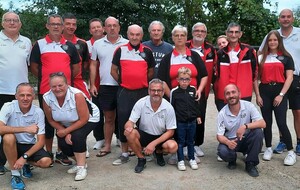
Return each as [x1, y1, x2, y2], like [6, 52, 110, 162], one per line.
[0, 83, 51, 189]
[124, 79, 178, 173]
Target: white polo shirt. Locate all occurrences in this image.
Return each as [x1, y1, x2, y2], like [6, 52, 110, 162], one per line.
[217, 100, 263, 139]
[259, 27, 300, 75]
[0, 31, 32, 95]
[0, 100, 45, 144]
[129, 96, 177, 135]
[91, 35, 128, 85]
[43, 86, 100, 127]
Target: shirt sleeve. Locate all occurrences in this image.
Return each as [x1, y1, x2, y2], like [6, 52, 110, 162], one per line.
[112, 47, 121, 67]
[0, 103, 12, 125]
[36, 108, 45, 135]
[165, 105, 177, 130]
[68, 43, 81, 65]
[249, 102, 263, 122]
[216, 109, 226, 136]
[29, 41, 41, 64]
[128, 100, 142, 123]
[144, 47, 156, 68]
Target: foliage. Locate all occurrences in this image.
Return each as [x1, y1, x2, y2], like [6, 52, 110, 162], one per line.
[0, 0, 287, 46]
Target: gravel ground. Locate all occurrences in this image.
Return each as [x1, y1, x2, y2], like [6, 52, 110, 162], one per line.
[0, 94, 299, 190]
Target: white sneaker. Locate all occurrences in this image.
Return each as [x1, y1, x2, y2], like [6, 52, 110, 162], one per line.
[167, 153, 178, 165]
[183, 147, 187, 157]
[217, 156, 223, 162]
[189, 159, 198, 170]
[263, 147, 273, 161]
[75, 167, 87, 181]
[284, 151, 297, 166]
[93, 140, 105, 150]
[177, 160, 186, 171]
[194, 146, 204, 157]
[194, 153, 201, 164]
[86, 146, 90, 158]
[67, 164, 88, 174]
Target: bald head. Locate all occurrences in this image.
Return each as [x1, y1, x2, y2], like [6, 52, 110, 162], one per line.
[279, 9, 293, 17]
[278, 9, 294, 29]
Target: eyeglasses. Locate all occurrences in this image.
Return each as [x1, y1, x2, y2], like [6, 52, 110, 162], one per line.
[48, 23, 63, 27]
[227, 31, 240, 35]
[150, 89, 163, 93]
[193, 30, 206, 33]
[173, 34, 186, 38]
[49, 72, 65, 77]
[178, 78, 191, 82]
[4, 19, 20, 23]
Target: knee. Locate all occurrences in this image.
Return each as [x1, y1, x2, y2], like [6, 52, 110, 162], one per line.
[252, 128, 264, 140]
[3, 134, 16, 146]
[125, 129, 138, 142]
[37, 157, 52, 168]
[165, 140, 178, 153]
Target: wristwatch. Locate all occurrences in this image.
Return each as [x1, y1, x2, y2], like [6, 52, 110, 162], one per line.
[22, 153, 29, 160]
[279, 92, 285, 97]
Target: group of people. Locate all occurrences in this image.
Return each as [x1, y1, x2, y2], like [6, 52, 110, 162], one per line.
[0, 7, 299, 189]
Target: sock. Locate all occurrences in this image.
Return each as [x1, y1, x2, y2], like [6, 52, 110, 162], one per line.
[122, 152, 129, 157]
[11, 170, 21, 176]
[77, 166, 84, 169]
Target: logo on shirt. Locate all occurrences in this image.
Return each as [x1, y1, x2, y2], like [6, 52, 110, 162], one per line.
[240, 113, 246, 118]
[61, 45, 69, 51]
[186, 56, 193, 63]
[277, 56, 284, 61]
[139, 52, 146, 59]
[75, 44, 81, 50]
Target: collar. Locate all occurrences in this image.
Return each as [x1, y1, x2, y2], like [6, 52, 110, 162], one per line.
[90, 37, 95, 45]
[48, 87, 71, 107]
[0, 30, 21, 41]
[145, 96, 166, 112]
[127, 42, 144, 52]
[188, 40, 204, 49]
[224, 100, 245, 116]
[172, 47, 192, 57]
[45, 34, 66, 44]
[279, 26, 297, 38]
[228, 43, 240, 52]
[67, 35, 78, 44]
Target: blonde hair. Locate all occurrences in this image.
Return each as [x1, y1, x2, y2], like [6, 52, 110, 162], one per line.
[177, 67, 191, 76]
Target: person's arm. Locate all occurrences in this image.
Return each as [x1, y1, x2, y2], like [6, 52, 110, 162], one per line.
[0, 121, 38, 135]
[30, 62, 39, 77]
[147, 67, 154, 82]
[144, 129, 175, 154]
[29, 42, 41, 77]
[58, 93, 89, 136]
[72, 63, 80, 79]
[111, 64, 119, 83]
[217, 134, 237, 150]
[253, 79, 263, 107]
[89, 59, 99, 97]
[196, 76, 208, 101]
[236, 118, 266, 141]
[273, 69, 293, 107]
[14, 134, 46, 169]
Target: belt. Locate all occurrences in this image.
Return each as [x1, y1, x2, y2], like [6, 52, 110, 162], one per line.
[262, 82, 283, 86]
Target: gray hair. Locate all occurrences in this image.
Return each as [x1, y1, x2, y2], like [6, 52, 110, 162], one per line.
[16, 82, 35, 94]
[148, 21, 165, 33]
[226, 22, 241, 32]
[149, 78, 164, 90]
[171, 25, 187, 36]
[192, 22, 207, 32]
[2, 12, 21, 24]
[47, 14, 63, 25]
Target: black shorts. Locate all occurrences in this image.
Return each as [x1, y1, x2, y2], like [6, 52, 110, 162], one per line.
[17, 144, 50, 162]
[98, 85, 118, 111]
[138, 130, 163, 150]
[289, 75, 300, 110]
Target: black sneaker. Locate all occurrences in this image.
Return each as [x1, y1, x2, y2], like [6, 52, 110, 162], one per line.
[155, 152, 165, 166]
[227, 161, 237, 170]
[245, 162, 259, 177]
[134, 158, 146, 173]
[55, 152, 72, 166]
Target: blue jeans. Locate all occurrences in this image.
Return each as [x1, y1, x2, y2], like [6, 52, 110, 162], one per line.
[176, 120, 196, 161]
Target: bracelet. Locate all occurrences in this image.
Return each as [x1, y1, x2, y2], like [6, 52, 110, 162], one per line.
[244, 124, 248, 129]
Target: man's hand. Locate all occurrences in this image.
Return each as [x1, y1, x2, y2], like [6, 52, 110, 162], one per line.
[89, 85, 98, 97]
[236, 125, 247, 140]
[226, 139, 237, 150]
[57, 129, 67, 138]
[144, 142, 156, 155]
[195, 90, 201, 101]
[14, 157, 27, 170]
[65, 134, 72, 145]
[26, 124, 39, 134]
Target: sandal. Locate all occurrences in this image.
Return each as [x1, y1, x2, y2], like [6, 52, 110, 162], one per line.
[96, 150, 111, 157]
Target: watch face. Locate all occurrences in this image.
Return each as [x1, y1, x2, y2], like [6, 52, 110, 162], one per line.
[23, 154, 28, 159]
